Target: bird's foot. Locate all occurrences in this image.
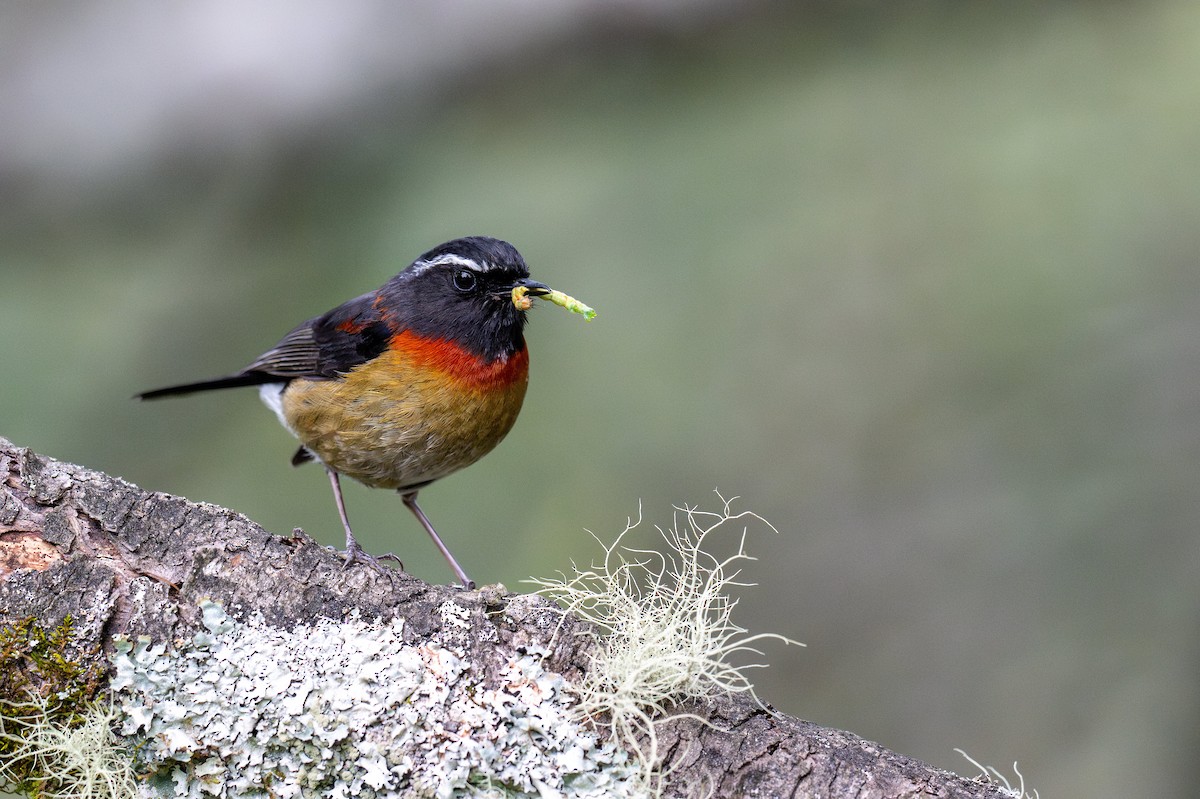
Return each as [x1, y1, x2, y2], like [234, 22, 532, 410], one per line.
[341, 541, 403, 572]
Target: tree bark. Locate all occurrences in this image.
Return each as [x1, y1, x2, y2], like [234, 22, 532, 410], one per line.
[0, 437, 1010, 799]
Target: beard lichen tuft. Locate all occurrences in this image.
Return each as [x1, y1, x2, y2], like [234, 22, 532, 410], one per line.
[956, 749, 1040, 799]
[529, 492, 802, 794]
[0, 616, 137, 799]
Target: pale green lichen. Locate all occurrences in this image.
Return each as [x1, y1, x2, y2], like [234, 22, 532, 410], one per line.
[529, 493, 801, 792]
[0, 616, 132, 799]
[111, 600, 642, 799]
[0, 694, 138, 799]
[956, 749, 1040, 799]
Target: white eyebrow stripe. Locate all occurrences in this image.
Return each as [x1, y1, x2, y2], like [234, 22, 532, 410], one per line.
[408, 253, 489, 276]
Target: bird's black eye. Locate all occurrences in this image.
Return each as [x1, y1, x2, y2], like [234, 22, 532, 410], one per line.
[452, 269, 477, 293]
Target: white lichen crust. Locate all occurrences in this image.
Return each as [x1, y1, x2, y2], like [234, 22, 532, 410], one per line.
[111, 601, 641, 798]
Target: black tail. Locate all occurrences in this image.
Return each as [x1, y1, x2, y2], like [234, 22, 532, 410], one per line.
[136, 372, 281, 400]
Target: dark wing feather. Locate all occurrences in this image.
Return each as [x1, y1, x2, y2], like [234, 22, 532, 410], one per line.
[240, 321, 324, 377]
[137, 291, 393, 399]
[308, 291, 392, 377]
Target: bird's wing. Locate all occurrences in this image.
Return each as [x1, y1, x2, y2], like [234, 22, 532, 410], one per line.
[244, 291, 392, 379]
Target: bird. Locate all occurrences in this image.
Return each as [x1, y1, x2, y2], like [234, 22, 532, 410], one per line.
[138, 236, 585, 588]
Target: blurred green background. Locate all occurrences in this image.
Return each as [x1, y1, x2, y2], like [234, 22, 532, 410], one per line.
[3, 1, 1199, 796]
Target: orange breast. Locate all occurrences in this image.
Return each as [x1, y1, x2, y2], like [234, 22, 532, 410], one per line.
[279, 333, 530, 490]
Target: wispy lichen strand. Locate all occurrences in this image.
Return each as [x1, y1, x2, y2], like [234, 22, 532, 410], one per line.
[529, 493, 801, 791]
[0, 694, 137, 799]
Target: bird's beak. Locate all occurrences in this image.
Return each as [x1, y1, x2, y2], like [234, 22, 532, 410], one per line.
[514, 278, 552, 298]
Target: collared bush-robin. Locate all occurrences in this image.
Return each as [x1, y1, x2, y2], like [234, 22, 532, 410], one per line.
[138, 236, 590, 588]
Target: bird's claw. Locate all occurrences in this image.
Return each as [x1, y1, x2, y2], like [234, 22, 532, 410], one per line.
[341, 542, 403, 572]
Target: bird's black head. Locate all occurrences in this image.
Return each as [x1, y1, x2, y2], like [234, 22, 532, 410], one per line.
[379, 236, 548, 361]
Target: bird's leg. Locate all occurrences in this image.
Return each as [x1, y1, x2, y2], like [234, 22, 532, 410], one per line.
[401, 491, 475, 589]
[326, 468, 402, 570]
[326, 468, 359, 551]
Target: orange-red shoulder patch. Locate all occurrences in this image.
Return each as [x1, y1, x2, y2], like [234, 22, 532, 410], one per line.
[336, 319, 367, 335]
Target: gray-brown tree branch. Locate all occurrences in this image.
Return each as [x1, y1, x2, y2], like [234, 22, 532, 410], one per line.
[0, 437, 1011, 799]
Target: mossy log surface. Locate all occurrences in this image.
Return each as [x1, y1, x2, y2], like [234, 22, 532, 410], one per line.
[0, 436, 1011, 799]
